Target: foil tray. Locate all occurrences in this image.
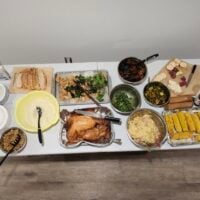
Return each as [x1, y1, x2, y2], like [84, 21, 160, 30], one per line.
[59, 107, 118, 148]
[163, 107, 200, 147]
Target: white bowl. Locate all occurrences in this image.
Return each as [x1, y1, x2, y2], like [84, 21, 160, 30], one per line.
[0, 83, 9, 104]
[0, 105, 9, 130]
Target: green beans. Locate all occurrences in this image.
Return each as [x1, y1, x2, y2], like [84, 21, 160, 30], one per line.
[111, 91, 137, 112]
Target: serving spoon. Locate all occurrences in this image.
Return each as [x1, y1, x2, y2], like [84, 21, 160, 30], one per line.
[36, 106, 43, 145]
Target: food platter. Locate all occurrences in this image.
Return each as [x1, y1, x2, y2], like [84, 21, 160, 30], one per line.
[9, 67, 54, 93]
[55, 70, 110, 105]
[163, 108, 200, 146]
[0, 59, 200, 157]
[59, 107, 118, 148]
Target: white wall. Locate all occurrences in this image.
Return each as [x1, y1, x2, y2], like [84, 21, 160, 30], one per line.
[0, 0, 200, 64]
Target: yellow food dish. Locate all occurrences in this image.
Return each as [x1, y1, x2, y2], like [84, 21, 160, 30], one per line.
[15, 91, 59, 132]
[163, 110, 200, 143]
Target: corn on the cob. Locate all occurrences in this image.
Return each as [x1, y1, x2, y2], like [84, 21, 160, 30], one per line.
[177, 111, 188, 132]
[185, 112, 196, 132]
[172, 132, 192, 140]
[179, 132, 193, 139]
[192, 113, 200, 133]
[172, 133, 180, 140]
[197, 112, 200, 119]
[172, 113, 182, 132]
[194, 134, 200, 142]
[164, 113, 175, 137]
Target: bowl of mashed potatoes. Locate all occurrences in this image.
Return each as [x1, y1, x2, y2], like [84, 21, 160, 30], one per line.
[127, 108, 166, 150]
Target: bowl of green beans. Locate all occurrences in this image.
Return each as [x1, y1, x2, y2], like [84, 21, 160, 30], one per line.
[110, 84, 141, 115]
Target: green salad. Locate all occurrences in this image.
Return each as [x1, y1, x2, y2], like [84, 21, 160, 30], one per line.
[65, 72, 108, 102]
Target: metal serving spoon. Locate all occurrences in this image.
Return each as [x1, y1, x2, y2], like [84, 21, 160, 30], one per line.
[36, 106, 43, 145]
[0, 135, 21, 166]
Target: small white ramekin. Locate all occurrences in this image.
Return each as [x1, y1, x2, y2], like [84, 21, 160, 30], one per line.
[0, 83, 9, 105]
[0, 105, 9, 131]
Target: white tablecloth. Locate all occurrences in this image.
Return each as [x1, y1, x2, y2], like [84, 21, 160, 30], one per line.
[1, 59, 200, 156]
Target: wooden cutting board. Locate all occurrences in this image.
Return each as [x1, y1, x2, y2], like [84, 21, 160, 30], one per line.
[153, 58, 200, 97]
[9, 67, 53, 93]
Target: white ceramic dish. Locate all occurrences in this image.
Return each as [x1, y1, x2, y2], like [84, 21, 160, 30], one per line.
[0, 83, 9, 105]
[0, 105, 9, 131]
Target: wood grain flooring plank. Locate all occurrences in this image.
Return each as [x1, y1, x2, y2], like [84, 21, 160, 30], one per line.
[1, 150, 200, 200]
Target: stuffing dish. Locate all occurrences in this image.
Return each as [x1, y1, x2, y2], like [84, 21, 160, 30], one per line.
[0, 127, 27, 153]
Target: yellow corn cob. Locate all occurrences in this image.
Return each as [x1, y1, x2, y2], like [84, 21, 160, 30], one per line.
[177, 111, 188, 132]
[179, 132, 193, 139]
[172, 133, 180, 140]
[185, 112, 196, 132]
[164, 113, 175, 137]
[192, 113, 200, 133]
[172, 132, 192, 140]
[194, 134, 200, 142]
[172, 113, 182, 132]
[197, 112, 200, 119]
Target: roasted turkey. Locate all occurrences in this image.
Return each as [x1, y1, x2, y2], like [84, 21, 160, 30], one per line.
[67, 113, 111, 144]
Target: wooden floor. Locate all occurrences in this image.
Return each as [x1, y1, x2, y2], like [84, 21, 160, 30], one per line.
[1, 150, 200, 200]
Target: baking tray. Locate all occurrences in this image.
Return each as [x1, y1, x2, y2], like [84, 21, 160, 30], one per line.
[55, 70, 110, 106]
[59, 107, 121, 148]
[163, 107, 200, 146]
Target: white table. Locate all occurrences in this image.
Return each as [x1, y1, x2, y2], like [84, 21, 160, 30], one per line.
[1, 59, 200, 156]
